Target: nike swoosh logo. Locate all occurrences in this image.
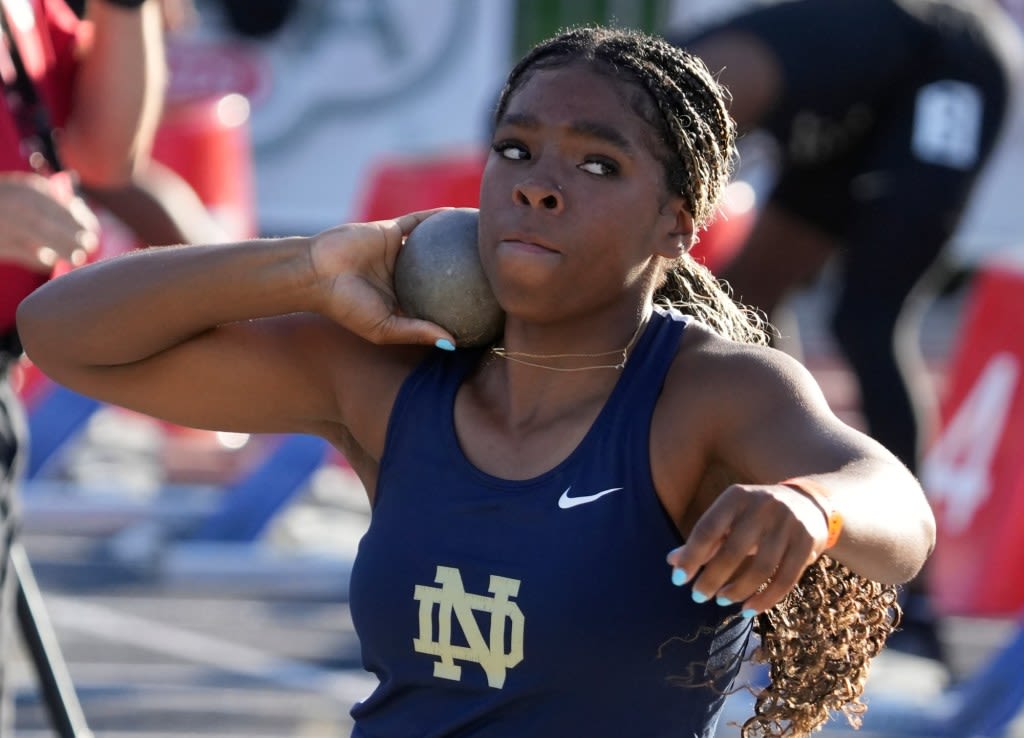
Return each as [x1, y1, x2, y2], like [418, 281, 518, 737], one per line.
[557, 486, 624, 509]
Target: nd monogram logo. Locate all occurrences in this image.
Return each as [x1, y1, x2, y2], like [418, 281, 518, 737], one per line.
[413, 566, 524, 688]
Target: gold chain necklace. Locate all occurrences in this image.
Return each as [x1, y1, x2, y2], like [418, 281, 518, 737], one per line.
[489, 319, 647, 372]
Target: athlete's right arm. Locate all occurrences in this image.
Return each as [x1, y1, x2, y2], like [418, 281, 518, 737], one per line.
[15, 211, 453, 439]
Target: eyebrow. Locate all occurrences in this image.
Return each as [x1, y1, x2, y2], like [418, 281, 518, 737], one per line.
[501, 112, 635, 153]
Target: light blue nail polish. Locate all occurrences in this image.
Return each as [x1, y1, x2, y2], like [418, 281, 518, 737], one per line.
[715, 595, 733, 607]
[671, 568, 688, 587]
[435, 339, 455, 351]
[741, 609, 757, 619]
[692, 590, 709, 604]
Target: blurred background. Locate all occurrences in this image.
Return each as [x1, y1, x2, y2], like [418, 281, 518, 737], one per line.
[9, 0, 1024, 735]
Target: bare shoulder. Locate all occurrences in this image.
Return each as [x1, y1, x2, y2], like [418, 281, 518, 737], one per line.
[650, 319, 838, 528]
[662, 319, 830, 419]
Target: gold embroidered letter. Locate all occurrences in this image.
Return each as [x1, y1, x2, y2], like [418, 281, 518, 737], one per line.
[413, 566, 524, 688]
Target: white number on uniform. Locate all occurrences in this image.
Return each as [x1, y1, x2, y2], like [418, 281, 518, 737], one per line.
[912, 80, 983, 170]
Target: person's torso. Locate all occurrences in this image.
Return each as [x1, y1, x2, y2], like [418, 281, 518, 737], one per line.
[714, 0, 1014, 166]
[348, 307, 752, 738]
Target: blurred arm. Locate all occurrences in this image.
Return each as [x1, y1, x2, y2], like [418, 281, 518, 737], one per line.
[59, 0, 167, 186]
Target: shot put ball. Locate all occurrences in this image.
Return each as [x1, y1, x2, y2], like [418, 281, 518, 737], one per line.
[394, 208, 504, 347]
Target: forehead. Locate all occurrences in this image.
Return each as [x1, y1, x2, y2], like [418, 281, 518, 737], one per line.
[498, 63, 661, 151]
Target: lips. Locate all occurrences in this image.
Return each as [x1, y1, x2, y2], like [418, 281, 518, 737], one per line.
[501, 232, 560, 253]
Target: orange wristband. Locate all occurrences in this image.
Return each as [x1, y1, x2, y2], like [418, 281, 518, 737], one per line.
[779, 477, 843, 549]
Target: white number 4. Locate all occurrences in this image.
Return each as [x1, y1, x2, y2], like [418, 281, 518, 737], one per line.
[921, 352, 1020, 533]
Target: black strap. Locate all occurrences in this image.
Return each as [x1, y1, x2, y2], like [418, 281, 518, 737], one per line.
[0, 4, 63, 173]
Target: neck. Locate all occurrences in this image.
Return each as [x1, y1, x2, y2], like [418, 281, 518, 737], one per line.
[490, 313, 648, 373]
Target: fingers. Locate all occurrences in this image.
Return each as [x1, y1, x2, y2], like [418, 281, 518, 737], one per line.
[666, 484, 821, 618]
[378, 315, 457, 352]
[0, 177, 100, 269]
[742, 542, 813, 615]
[711, 530, 789, 605]
[388, 207, 452, 238]
[313, 209, 454, 270]
[30, 209, 99, 262]
[311, 209, 469, 349]
[0, 214, 98, 271]
[367, 209, 453, 261]
[19, 214, 98, 269]
[326, 269, 457, 351]
[67, 195, 102, 237]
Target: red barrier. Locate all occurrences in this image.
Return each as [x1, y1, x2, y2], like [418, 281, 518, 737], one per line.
[922, 263, 1024, 615]
[152, 93, 256, 240]
[691, 180, 756, 273]
[355, 148, 486, 221]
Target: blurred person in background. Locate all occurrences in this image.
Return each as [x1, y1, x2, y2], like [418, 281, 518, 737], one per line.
[66, 0, 228, 248]
[0, 0, 167, 731]
[667, 0, 1023, 666]
[66, 0, 196, 27]
[197, 0, 297, 39]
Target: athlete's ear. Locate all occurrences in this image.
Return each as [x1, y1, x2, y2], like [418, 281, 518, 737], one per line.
[655, 195, 694, 258]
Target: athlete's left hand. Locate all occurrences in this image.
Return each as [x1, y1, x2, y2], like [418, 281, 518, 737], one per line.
[664, 483, 831, 616]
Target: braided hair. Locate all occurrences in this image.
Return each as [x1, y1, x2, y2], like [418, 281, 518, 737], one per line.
[495, 26, 900, 737]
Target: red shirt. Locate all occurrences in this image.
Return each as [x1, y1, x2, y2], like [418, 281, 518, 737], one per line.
[0, 0, 81, 333]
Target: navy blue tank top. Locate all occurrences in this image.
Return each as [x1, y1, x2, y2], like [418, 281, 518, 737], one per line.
[348, 307, 752, 737]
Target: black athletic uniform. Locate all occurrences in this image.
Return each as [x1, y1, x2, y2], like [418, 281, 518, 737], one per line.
[671, 0, 1021, 471]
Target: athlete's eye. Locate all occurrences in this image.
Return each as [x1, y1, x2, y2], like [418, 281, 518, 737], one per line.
[579, 158, 618, 176]
[493, 141, 530, 161]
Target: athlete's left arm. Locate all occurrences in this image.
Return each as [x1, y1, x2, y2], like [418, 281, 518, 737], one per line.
[665, 339, 936, 614]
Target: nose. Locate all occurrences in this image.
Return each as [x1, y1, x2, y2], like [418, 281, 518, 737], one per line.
[513, 179, 564, 212]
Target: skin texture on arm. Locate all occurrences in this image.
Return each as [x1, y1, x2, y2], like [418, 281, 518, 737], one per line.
[15, 212, 453, 451]
[658, 323, 936, 614]
[59, 0, 167, 186]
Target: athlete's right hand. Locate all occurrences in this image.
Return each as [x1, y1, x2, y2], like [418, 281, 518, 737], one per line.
[308, 209, 457, 348]
[0, 172, 100, 272]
